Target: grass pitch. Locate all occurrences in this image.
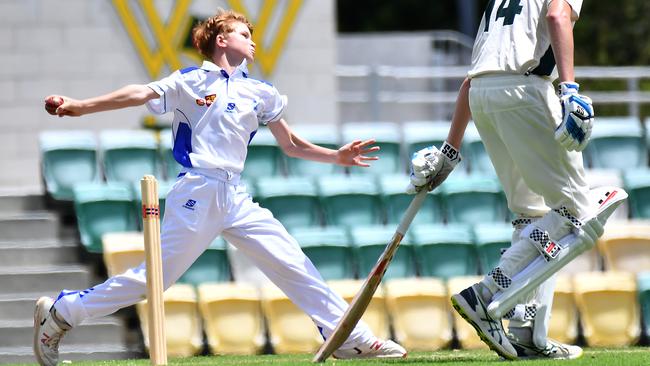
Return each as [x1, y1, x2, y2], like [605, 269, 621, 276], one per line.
[9, 348, 650, 366]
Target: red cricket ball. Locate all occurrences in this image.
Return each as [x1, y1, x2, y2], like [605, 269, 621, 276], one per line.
[45, 96, 64, 115]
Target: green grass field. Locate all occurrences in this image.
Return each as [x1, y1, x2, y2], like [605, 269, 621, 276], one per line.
[9, 349, 650, 366]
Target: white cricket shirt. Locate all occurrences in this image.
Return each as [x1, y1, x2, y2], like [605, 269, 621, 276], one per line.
[145, 60, 286, 174]
[468, 0, 582, 78]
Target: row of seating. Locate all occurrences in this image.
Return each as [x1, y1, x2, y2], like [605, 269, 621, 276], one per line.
[133, 271, 648, 357]
[40, 116, 649, 200]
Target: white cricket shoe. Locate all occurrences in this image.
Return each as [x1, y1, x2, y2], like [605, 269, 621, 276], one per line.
[508, 330, 583, 360]
[333, 338, 407, 359]
[33, 297, 71, 366]
[451, 283, 518, 360]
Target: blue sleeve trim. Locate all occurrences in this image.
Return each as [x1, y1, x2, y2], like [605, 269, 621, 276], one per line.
[173, 114, 194, 168]
[180, 66, 199, 75]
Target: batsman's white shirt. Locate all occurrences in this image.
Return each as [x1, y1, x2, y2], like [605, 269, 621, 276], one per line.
[467, 0, 590, 218]
[52, 61, 375, 350]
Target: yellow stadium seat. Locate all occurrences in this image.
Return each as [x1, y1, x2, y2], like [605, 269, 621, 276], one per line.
[198, 282, 265, 355]
[598, 220, 650, 273]
[101, 231, 145, 277]
[136, 284, 203, 357]
[261, 284, 322, 354]
[573, 271, 640, 347]
[384, 277, 452, 351]
[446, 276, 488, 349]
[327, 279, 390, 341]
[548, 275, 579, 344]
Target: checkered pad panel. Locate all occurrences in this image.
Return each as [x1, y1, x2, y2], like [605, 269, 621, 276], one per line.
[553, 207, 582, 228]
[503, 304, 538, 320]
[488, 267, 512, 290]
[529, 228, 562, 261]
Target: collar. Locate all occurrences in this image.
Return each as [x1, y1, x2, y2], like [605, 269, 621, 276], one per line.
[201, 60, 249, 79]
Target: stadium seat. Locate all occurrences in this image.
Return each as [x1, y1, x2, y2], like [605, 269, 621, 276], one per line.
[285, 124, 341, 177]
[101, 231, 144, 277]
[463, 122, 495, 175]
[159, 128, 183, 180]
[472, 222, 512, 274]
[261, 284, 322, 354]
[327, 279, 390, 340]
[378, 174, 443, 225]
[584, 117, 646, 170]
[39, 130, 100, 201]
[99, 129, 162, 183]
[440, 173, 507, 224]
[255, 176, 322, 229]
[411, 223, 477, 279]
[384, 277, 453, 351]
[349, 225, 416, 279]
[402, 120, 448, 161]
[243, 127, 283, 179]
[131, 179, 175, 223]
[446, 276, 488, 349]
[316, 175, 384, 227]
[137, 284, 203, 357]
[73, 182, 138, 253]
[597, 220, 650, 273]
[290, 226, 355, 280]
[637, 271, 650, 336]
[198, 282, 265, 355]
[342, 121, 401, 175]
[623, 168, 650, 219]
[177, 237, 231, 286]
[573, 271, 640, 347]
[548, 275, 579, 344]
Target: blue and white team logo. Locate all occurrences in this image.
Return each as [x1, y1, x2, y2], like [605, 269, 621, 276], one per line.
[183, 199, 197, 210]
[225, 103, 236, 112]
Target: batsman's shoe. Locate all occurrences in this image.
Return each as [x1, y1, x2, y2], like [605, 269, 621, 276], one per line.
[508, 333, 583, 360]
[333, 338, 407, 359]
[451, 284, 517, 360]
[33, 297, 71, 366]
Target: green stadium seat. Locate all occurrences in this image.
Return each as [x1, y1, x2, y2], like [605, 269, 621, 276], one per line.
[243, 127, 283, 179]
[637, 271, 650, 336]
[441, 173, 507, 224]
[584, 117, 646, 170]
[623, 168, 650, 219]
[473, 223, 512, 274]
[411, 223, 477, 279]
[178, 237, 231, 285]
[290, 226, 354, 280]
[100, 129, 162, 183]
[159, 128, 183, 180]
[255, 176, 321, 229]
[463, 122, 495, 175]
[342, 121, 401, 175]
[285, 124, 341, 177]
[39, 130, 100, 200]
[378, 174, 443, 225]
[73, 182, 138, 253]
[317, 174, 383, 227]
[349, 225, 416, 280]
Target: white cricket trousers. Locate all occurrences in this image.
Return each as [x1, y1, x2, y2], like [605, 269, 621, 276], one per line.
[53, 168, 374, 348]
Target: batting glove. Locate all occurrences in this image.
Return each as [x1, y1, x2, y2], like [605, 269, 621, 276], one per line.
[406, 141, 461, 194]
[555, 82, 594, 152]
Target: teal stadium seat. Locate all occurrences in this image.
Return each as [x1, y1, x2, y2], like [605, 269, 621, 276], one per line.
[411, 223, 477, 279]
[463, 122, 496, 175]
[39, 130, 100, 200]
[378, 174, 443, 225]
[317, 175, 383, 227]
[255, 176, 321, 229]
[100, 129, 162, 183]
[473, 223, 512, 274]
[441, 173, 507, 224]
[584, 117, 646, 170]
[342, 122, 401, 175]
[159, 128, 183, 180]
[349, 225, 416, 279]
[637, 271, 650, 336]
[243, 127, 283, 179]
[131, 179, 175, 225]
[178, 237, 231, 285]
[286, 124, 341, 177]
[290, 226, 354, 280]
[623, 168, 650, 219]
[73, 182, 138, 253]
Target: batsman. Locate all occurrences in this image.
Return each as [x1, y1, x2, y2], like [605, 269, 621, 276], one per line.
[408, 0, 626, 361]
